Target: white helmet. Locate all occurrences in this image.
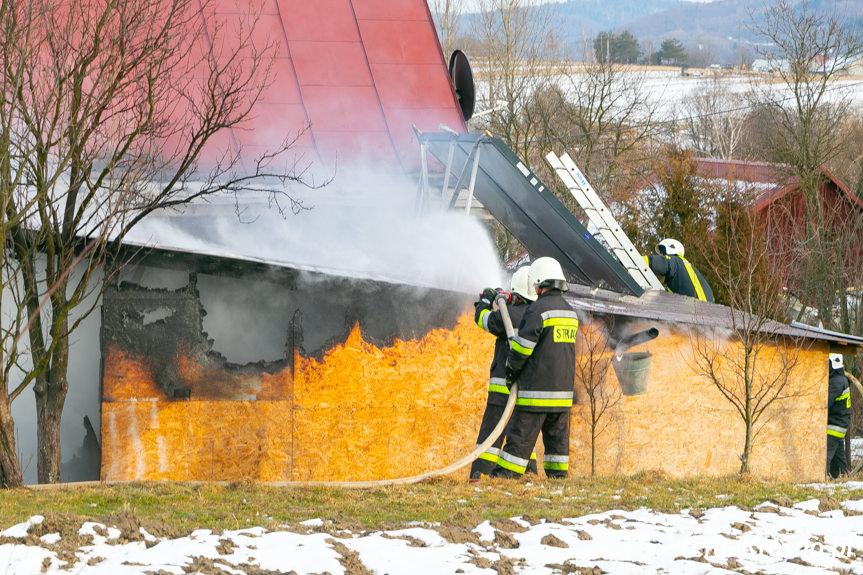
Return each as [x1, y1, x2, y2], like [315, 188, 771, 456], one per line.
[528, 257, 568, 292]
[829, 353, 844, 370]
[510, 266, 537, 301]
[656, 238, 685, 257]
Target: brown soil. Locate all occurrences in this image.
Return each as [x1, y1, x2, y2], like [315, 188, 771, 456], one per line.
[489, 518, 529, 533]
[544, 561, 605, 574]
[492, 529, 519, 549]
[436, 524, 481, 545]
[328, 538, 373, 575]
[97, 510, 180, 542]
[380, 532, 427, 547]
[541, 533, 568, 548]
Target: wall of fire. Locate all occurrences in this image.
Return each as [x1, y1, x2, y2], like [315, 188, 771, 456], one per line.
[100, 260, 830, 482]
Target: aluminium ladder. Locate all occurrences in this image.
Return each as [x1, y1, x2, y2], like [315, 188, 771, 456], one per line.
[545, 151, 664, 291]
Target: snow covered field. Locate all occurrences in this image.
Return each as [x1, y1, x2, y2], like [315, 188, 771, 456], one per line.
[536, 69, 863, 125]
[1, 482, 862, 574]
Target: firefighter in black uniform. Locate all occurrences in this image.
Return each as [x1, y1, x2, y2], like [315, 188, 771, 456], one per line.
[492, 257, 579, 479]
[827, 353, 851, 478]
[644, 238, 714, 302]
[470, 267, 537, 479]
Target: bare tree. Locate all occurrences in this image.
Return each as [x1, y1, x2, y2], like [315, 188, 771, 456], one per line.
[574, 316, 620, 476]
[682, 75, 747, 159]
[557, 60, 659, 195]
[429, 0, 467, 61]
[829, 110, 863, 196]
[471, 0, 562, 159]
[750, 0, 863, 183]
[0, 0, 317, 485]
[748, 0, 863, 328]
[464, 0, 564, 261]
[693, 183, 807, 475]
[521, 58, 660, 224]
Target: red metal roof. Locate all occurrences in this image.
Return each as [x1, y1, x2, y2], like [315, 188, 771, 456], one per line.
[199, 0, 465, 175]
[695, 158, 788, 184]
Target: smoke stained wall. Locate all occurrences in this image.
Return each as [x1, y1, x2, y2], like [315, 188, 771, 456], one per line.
[99, 265, 833, 482]
[100, 257, 486, 482]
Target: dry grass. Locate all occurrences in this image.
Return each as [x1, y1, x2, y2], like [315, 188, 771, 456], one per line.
[0, 473, 855, 537]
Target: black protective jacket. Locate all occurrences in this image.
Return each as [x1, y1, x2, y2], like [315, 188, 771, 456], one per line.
[474, 298, 528, 406]
[505, 289, 578, 413]
[827, 366, 851, 438]
[645, 254, 714, 302]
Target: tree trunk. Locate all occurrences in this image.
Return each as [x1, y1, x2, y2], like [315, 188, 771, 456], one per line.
[739, 421, 753, 475]
[35, 370, 68, 484]
[35, 309, 70, 484]
[0, 393, 23, 488]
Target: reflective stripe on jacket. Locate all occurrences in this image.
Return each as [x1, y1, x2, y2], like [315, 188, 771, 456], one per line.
[644, 254, 714, 302]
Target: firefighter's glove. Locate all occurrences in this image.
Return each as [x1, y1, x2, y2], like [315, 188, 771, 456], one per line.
[505, 378, 514, 390]
[505, 365, 519, 385]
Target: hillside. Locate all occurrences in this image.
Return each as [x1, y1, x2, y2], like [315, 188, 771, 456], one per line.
[456, 0, 863, 65]
[562, 0, 863, 63]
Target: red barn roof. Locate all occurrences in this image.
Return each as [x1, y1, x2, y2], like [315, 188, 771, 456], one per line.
[200, 0, 465, 176]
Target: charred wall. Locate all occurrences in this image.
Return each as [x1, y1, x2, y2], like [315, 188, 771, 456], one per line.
[100, 253, 488, 482]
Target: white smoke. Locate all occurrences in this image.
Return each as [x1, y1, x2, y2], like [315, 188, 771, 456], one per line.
[126, 167, 506, 295]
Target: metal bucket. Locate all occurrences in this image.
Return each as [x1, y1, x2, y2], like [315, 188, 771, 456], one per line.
[612, 351, 652, 395]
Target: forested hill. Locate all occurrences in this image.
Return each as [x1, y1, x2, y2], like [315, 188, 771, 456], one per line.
[500, 0, 863, 64]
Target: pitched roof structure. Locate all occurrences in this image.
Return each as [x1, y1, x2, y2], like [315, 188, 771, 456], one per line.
[200, 0, 466, 175]
[632, 157, 863, 212]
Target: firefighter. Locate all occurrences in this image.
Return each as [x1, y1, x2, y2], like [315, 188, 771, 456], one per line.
[827, 353, 851, 478]
[492, 257, 578, 479]
[644, 238, 714, 302]
[470, 267, 537, 480]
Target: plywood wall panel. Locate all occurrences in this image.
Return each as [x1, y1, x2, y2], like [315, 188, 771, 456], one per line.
[101, 400, 292, 482]
[102, 307, 831, 483]
[566, 324, 827, 480]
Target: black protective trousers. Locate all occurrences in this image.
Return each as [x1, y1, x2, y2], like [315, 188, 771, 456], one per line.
[470, 403, 537, 478]
[826, 435, 848, 478]
[491, 409, 570, 479]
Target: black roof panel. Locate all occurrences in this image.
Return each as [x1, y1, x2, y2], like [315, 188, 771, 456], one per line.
[420, 132, 644, 296]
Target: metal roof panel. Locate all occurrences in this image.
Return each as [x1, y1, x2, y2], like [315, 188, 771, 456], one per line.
[276, 0, 360, 42]
[564, 283, 863, 350]
[199, 0, 465, 173]
[359, 20, 444, 65]
[290, 41, 372, 86]
[353, 0, 430, 20]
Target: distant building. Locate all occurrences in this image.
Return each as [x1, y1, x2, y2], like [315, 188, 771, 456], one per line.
[751, 58, 789, 73]
[629, 157, 863, 317]
[827, 53, 863, 76]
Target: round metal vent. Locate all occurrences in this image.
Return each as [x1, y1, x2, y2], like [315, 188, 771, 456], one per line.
[448, 50, 475, 122]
